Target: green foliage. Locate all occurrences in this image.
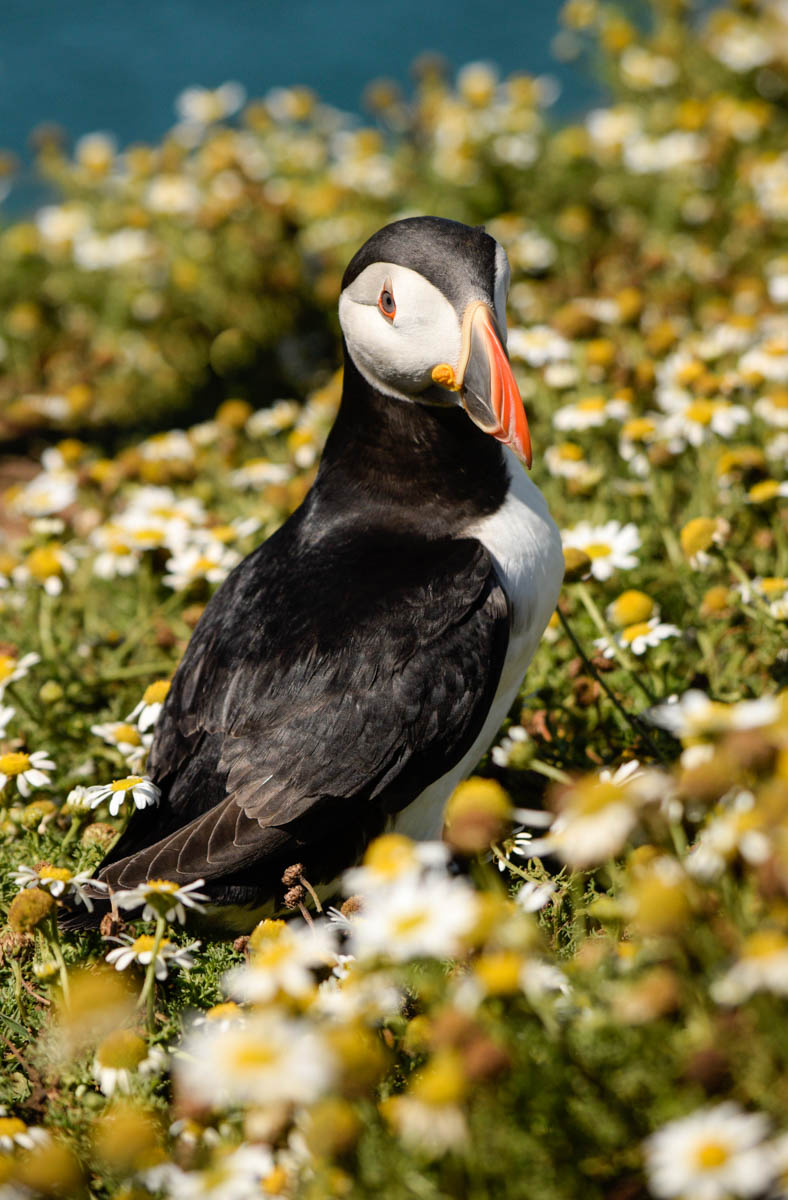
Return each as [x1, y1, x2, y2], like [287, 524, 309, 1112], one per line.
[0, 1, 787, 1197]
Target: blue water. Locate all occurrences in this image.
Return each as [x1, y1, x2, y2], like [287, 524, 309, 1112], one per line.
[0, 0, 601, 212]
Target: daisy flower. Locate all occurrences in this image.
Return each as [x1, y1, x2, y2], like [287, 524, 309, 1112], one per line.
[606, 590, 656, 627]
[553, 394, 630, 432]
[92, 1030, 167, 1096]
[348, 872, 479, 963]
[105, 932, 200, 980]
[12, 863, 108, 911]
[162, 541, 241, 591]
[225, 918, 338, 1004]
[0, 704, 15, 737]
[114, 878, 209, 924]
[754, 391, 788, 428]
[90, 720, 151, 771]
[544, 442, 602, 487]
[145, 1145, 277, 1200]
[711, 930, 788, 1004]
[229, 458, 294, 488]
[527, 768, 665, 868]
[8, 469, 77, 518]
[0, 651, 40, 698]
[646, 691, 781, 741]
[594, 617, 680, 658]
[561, 520, 641, 581]
[176, 1011, 336, 1108]
[246, 398, 299, 436]
[343, 834, 449, 895]
[660, 398, 750, 447]
[491, 723, 530, 767]
[507, 324, 571, 367]
[12, 542, 78, 596]
[643, 1102, 775, 1200]
[0, 1109, 50, 1151]
[126, 679, 171, 731]
[515, 879, 557, 912]
[0, 749, 55, 797]
[84, 774, 160, 816]
[90, 524, 141, 580]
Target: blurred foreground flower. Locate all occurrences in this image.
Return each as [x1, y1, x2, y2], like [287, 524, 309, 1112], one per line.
[643, 1102, 775, 1200]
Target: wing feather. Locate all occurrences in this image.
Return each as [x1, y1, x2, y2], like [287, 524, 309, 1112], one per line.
[96, 527, 509, 904]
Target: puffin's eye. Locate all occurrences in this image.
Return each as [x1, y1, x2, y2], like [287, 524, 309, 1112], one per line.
[377, 282, 396, 321]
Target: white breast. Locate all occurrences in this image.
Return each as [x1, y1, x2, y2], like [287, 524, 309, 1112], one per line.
[391, 448, 563, 841]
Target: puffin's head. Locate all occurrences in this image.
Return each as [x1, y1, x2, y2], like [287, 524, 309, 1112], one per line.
[338, 215, 531, 467]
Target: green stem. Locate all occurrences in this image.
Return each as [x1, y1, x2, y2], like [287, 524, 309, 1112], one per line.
[60, 810, 88, 850]
[38, 592, 57, 662]
[137, 914, 167, 1029]
[574, 582, 656, 704]
[530, 758, 572, 785]
[490, 843, 532, 882]
[44, 918, 70, 1006]
[10, 959, 24, 1017]
[557, 607, 651, 749]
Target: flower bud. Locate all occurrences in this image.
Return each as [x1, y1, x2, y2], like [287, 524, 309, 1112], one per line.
[444, 777, 512, 855]
[562, 547, 592, 582]
[8, 888, 56, 933]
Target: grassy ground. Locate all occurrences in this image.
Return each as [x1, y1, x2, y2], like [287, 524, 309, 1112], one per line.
[1, 2, 788, 1197]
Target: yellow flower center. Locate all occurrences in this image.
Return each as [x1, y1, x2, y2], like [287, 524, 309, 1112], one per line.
[192, 556, 217, 573]
[742, 930, 788, 959]
[758, 578, 788, 598]
[474, 951, 523, 995]
[392, 911, 428, 938]
[557, 442, 585, 461]
[695, 1140, 729, 1170]
[622, 417, 656, 441]
[0, 752, 31, 776]
[230, 1041, 277, 1071]
[96, 1030, 148, 1070]
[749, 479, 780, 503]
[27, 545, 62, 580]
[584, 542, 612, 560]
[39, 865, 72, 883]
[363, 833, 417, 879]
[684, 400, 716, 425]
[0, 1117, 27, 1138]
[145, 879, 179, 894]
[113, 723, 141, 745]
[209, 525, 236, 543]
[577, 396, 606, 413]
[255, 940, 293, 969]
[610, 590, 654, 626]
[680, 517, 718, 558]
[573, 779, 626, 816]
[205, 1002, 242, 1021]
[0, 656, 17, 683]
[110, 776, 143, 792]
[143, 680, 170, 704]
[131, 934, 171, 954]
[131, 528, 165, 545]
[621, 621, 654, 644]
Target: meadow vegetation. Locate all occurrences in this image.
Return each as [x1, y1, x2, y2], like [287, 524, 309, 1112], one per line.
[0, 1, 787, 1196]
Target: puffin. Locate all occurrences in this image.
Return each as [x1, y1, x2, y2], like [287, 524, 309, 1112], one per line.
[77, 216, 563, 932]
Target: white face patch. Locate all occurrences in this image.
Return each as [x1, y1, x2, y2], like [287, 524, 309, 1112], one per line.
[339, 262, 463, 402]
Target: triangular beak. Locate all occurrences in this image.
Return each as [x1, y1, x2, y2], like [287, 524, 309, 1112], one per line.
[455, 302, 532, 469]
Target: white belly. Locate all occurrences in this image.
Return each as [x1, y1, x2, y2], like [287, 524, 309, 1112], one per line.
[391, 448, 563, 841]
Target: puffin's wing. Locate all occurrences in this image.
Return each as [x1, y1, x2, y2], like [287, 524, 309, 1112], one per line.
[98, 532, 509, 895]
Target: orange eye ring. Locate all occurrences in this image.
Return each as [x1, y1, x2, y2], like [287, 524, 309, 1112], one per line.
[378, 282, 396, 321]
